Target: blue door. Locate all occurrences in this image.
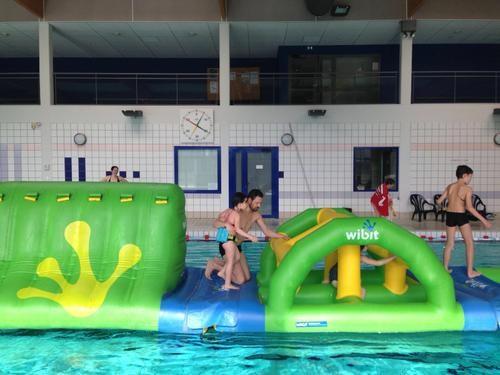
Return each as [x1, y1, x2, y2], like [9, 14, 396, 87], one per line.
[229, 147, 279, 218]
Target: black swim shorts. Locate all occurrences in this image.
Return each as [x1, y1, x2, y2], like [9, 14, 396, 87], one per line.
[446, 212, 469, 227]
[328, 264, 338, 282]
[219, 242, 242, 257]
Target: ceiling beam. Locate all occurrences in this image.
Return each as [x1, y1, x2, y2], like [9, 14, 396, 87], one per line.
[218, 0, 227, 20]
[15, 0, 44, 18]
[407, 0, 425, 18]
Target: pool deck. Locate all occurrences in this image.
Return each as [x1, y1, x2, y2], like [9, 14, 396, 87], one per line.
[186, 212, 500, 241]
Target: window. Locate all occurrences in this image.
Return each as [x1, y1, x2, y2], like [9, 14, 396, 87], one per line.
[288, 54, 384, 104]
[353, 147, 398, 192]
[174, 146, 221, 193]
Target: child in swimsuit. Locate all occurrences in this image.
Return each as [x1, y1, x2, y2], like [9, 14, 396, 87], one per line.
[370, 178, 397, 219]
[323, 249, 396, 299]
[436, 165, 492, 278]
[211, 192, 258, 290]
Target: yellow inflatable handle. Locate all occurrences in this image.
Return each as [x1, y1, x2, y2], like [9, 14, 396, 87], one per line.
[368, 244, 408, 295]
[336, 244, 362, 299]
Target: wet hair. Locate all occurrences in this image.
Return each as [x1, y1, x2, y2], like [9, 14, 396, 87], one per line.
[385, 178, 395, 186]
[231, 192, 246, 208]
[247, 189, 264, 200]
[456, 165, 473, 179]
[110, 166, 119, 172]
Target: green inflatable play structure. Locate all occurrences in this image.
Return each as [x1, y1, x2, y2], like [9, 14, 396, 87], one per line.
[258, 208, 463, 332]
[0, 182, 499, 333]
[0, 182, 185, 330]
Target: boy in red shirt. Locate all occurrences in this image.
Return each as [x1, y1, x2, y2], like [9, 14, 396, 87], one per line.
[370, 178, 397, 218]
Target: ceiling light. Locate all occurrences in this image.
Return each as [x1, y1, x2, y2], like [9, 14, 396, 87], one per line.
[331, 4, 350, 16]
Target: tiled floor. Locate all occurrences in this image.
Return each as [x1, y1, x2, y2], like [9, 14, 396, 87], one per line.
[186, 212, 499, 241]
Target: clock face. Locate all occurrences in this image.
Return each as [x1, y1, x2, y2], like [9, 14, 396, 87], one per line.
[281, 133, 294, 146]
[494, 133, 500, 146]
[180, 109, 214, 143]
[73, 133, 87, 146]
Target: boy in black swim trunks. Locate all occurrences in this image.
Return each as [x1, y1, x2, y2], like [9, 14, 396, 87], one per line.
[204, 192, 257, 290]
[436, 165, 492, 278]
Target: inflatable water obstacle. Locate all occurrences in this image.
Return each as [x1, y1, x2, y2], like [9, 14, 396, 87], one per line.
[0, 182, 499, 333]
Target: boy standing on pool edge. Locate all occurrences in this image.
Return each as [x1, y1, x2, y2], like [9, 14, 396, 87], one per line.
[436, 165, 492, 278]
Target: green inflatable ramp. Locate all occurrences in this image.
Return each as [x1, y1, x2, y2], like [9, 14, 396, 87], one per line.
[0, 182, 186, 331]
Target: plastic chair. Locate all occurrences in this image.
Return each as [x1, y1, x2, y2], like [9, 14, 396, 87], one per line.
[467, 194, 492, 221]
[410, 194, 437, 222]
[434, 194, 447, 222]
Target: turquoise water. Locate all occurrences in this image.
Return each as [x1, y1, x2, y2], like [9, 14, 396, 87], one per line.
[0, 330, 498, 374]
[0, 241, 499, 374]
[187, 240, 500, 269]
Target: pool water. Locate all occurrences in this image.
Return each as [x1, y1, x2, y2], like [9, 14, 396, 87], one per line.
[0, 330, 498, 374]
[1, 241, 499, 374]
[187, 240, 500, 269]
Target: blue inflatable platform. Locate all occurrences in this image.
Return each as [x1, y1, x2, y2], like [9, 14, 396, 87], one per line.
[451, 266, 500, 331]
[158, 267, 265, 333]
[158, 266, 500, 333]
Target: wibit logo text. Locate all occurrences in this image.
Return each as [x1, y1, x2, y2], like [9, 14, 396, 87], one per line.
[345, 229, 380, 241]
[345, 219, 380, 240]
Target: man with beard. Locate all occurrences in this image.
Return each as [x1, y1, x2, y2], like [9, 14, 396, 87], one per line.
[205, 189, 288, 284]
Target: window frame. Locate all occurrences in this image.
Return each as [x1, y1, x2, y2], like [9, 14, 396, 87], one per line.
[353, 146, 399, 192]
[174, 146, 221, 194]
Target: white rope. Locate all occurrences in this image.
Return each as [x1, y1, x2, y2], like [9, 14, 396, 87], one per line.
[288, 122, 315, 208]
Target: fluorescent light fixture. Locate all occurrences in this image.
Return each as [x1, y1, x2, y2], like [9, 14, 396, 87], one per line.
[331, 4, 350, 16]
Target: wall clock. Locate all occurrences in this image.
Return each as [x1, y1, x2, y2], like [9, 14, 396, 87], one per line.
[73, 133, 87, 146]
[494, 133, 500, 146]
[180, 109, 214, 143]
[281, 133, 294, 146]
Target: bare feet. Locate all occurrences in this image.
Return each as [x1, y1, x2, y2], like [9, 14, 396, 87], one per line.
[222, 284, 239, 291]
[467, 270, 481, 279]
[204, 260, 215, 280]
[445, 268, 453, 274]
[217, 270, 225, 279]
[322, 279, 330, 284]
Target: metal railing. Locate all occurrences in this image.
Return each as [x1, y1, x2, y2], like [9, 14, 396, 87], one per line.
[3, 70, 500, 105]
[412, 71, 500, 103]
[0, 73, 40, 104]
[53, 71, 399, 105]
[231, 71, 400, 105]
[53, 72, 220, 105]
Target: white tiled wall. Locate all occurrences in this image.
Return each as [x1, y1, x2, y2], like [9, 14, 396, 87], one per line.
[410, 120, 500, 211]
[48, 121, 222, 217]
[1, 105, 499, 216]
[230, 121, 400, 213]
[0, 122, 42, 181]
[51, 122, 177, 182]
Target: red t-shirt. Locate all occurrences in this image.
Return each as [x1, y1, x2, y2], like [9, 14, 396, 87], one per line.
[370, 183, 391, 217]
